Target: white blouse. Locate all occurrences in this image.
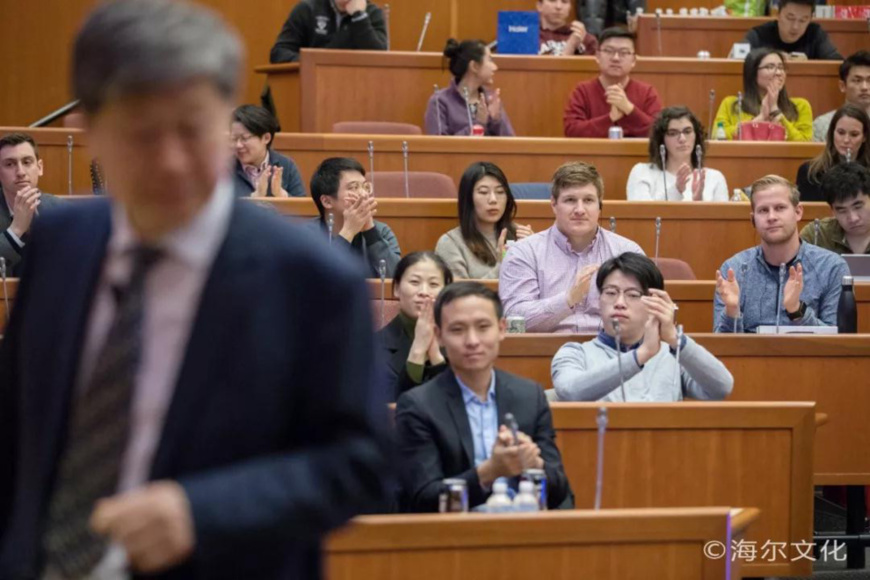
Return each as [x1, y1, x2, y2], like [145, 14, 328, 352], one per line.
[626, 163, 729, 202]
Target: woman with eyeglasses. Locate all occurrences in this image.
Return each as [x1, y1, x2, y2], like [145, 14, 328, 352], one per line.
[230, 104, 305, 197]
[627, 106, 729, 201]
[435, 162, 534, 279]
[713, 48, 813, 142]
[795, 104, 870, 202]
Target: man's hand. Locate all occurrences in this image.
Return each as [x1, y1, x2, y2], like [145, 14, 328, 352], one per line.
[641, 289, 678, 348]
[783, 263, 804, 315]
[338, 194, 377, 241]
[605, 84, 635, 116]
[515, 224, 534, 240]
[516, 432, 544, 470]
[9, 186, 41, 238]
[715, 268, 741, 319]
[635, 315, 662, 365]
[90, 481, 195, 574]
[567, 264, 599, 308]
[562, 21, 587, 55]
[345, 0, 366, 15]
[477, 426, 523, 488]
[270, 166, 289, 198]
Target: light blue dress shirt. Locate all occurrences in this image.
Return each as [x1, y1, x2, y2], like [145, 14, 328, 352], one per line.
[456, 371, 499, 467]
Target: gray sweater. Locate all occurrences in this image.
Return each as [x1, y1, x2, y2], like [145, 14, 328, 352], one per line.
[551, 333, 734, 402]
[713, 242, 849, 333]
[434, 227, 500, 280]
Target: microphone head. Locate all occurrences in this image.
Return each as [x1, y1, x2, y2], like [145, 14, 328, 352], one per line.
[433, 83, 439, 92]
[611, 318, 621, 335]
[327, 212, 334, 228]
[378, 259, 387, 279]
[596, 406, 608, 427]
[0, 256, 5, 277]
[424, 11, 431, 23]
[659, 144, 666, 160]
[846, 148, 852, 163]
[655, 216, 662, 228]
[367, 140, 374, 153]
[402, 140, 409, 153]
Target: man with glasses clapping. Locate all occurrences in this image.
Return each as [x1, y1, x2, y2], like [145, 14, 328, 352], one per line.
[563, 27, 662, 138]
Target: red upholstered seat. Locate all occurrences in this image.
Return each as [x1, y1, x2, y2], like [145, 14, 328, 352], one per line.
[332, 121, 422, 135]
[370, 171, 456, 199]
[654, 258, 696, 280]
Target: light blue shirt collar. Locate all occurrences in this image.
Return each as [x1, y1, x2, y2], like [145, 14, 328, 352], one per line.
[456, 370, 496, 404]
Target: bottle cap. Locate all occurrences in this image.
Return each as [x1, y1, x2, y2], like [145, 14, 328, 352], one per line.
[519, 481, 534, 493]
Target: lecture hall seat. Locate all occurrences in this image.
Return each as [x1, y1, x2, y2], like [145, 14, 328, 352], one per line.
[654, 258, 696, 281]
[332, 121, 422, 135]
[370, 171, 456, 199]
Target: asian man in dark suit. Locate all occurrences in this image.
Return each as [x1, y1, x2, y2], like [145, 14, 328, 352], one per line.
[395, 282, 572, 512]
[0, 2, 390, 579]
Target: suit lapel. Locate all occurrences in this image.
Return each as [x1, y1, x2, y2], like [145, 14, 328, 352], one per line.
[149, 202, 256, 479]
[441, 370, 475, 467]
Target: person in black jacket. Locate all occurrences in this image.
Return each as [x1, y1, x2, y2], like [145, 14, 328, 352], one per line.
[379, 251, 453, 400]
[270, 0, 387, 63]
[395, 282, 572, 512]
[744, 0, 842, 61]
[230, 105, 305, 198]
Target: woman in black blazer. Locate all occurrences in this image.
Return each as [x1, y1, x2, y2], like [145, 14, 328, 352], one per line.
[379, 252, 454, 400]
[230, 104, 305, 198]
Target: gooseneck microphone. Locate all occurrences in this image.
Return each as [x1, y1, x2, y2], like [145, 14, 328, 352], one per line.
[734, 263, 747, 333]
[671, 324, 684, 391]
[846, 148, 852, 164]
[432, 85, 444, 135]
[367, 140, 375, 195]
[383, 3, 391, 50]
[813, 218, 820, 246]
[67, 135, 74, 195]
[327, 212, 335, 244]
[695, 144, 704, 171]
[610, 217, 617, 233]
[655, 11, 663, 56]
[707, 89, 716, 138]
[462, 86, 475, 135]
[654, 217, 662, 263]
[402, 141, 410, 198]
[594, 406, 608, 510]
[659, 144, 668, 201]
[612, 318, 628, 402]
[1, 257, 8, 325]
[736, 91, 744, 141]
[776, 263, 785, 334]
[504, 412, 519, 445]
[416, 12, 432, 52]
[378, 259, 387, 329]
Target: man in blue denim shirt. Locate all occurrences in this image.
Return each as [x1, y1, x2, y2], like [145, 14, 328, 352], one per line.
[714, 174, 849, 333]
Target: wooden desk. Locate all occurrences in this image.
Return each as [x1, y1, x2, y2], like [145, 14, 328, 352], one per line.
[254, 63, 300, 132]
[636, 15, 868, 58]
[364, 279, 870, 334]
[497, 334, 870, 485]
[326, 507, 759, 580]
[266, 49, 841, 137]
[267, 198, 830, 279]
[551, 402, 814, 577]
[12, 127, 825, 200]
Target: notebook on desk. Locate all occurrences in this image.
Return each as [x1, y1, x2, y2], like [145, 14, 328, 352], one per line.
[843, 254, 870, 282]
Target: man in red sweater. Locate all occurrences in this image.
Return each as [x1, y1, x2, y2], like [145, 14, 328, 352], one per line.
[563, 27, 662, 138]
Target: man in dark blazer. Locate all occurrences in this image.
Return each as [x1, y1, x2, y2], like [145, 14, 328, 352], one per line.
[395, 282, 572, 512]
[0, 132, 62, 277]
[0, 2, 390, 579]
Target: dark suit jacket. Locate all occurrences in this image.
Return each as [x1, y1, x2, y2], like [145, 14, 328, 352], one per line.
[232, 149, 305, 198]
[377, 314, 447, 400]
[0, 189, 61, 276]
[0, 197, 391, 580]
[395, 368, 572, 512]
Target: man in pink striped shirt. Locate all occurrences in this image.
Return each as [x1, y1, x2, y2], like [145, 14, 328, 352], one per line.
[499, 162, 644, 333]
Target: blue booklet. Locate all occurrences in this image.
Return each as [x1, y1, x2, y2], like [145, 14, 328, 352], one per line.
[496, 11, 540, 55]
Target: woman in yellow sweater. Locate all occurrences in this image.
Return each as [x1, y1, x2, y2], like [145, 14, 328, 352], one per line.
[714, 47, 813, 142]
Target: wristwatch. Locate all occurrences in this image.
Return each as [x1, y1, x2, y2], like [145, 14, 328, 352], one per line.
[786, 301, 806, 321]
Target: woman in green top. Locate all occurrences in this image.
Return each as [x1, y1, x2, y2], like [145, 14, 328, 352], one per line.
[378, 251, 454, 399]
[713, 47, 813, 141]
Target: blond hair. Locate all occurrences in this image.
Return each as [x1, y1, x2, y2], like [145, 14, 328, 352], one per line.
[551, 161, 604, 205]
[749, 174, 800, 209]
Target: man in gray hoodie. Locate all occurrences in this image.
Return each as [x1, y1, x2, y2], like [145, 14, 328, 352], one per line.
[714, 174, 849, 333]
[551, 253, 733, 402]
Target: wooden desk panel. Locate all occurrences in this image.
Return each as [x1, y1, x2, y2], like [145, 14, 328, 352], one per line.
[267, 198, 831, 279]
[254, 64, 300, 132]
[284, 50, 840, 137]
[12, 128, 825, 201]
[551, 402, 814, 577]
[497, 334, 870, 484]
[326, 507, 758, 580]
[637, 15, 868, 58]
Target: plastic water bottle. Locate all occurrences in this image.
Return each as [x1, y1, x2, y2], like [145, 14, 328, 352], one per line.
[715, 121, 726, 141]
[513, 481, 540, 512]
[837, 276, 857, 333]
[485, 480, 513, 513]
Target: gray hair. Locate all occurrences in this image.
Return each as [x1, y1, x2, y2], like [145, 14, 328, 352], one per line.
[73, 0, 244, 113]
